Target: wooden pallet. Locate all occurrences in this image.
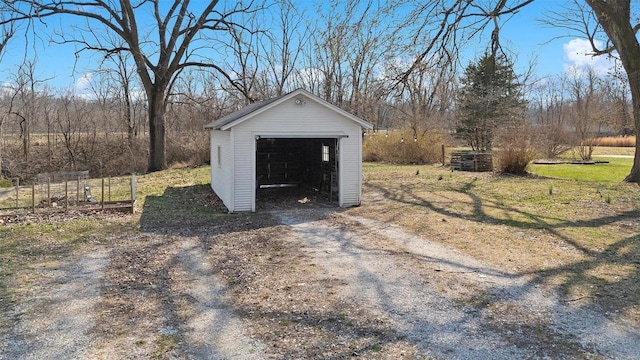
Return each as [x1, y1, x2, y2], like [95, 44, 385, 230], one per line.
[450, 151, 493, 172]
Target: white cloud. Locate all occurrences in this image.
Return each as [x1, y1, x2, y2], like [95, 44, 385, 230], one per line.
[295, 67, 324, 86]
[0, 81, 15, 96]
[73, 72, 95, 99]
[563, 38, 617, 76]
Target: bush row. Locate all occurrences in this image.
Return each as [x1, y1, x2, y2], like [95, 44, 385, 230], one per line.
[363, 129, 445, 164]
[0, 131, 209, 181]
[363, 126, 541, 175]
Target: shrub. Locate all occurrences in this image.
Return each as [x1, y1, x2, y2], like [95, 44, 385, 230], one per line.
[363, 128, 444, 164]
[535, 123, 573, 158]
[166, 132, 210, 168]
[495, 124, 540, 175]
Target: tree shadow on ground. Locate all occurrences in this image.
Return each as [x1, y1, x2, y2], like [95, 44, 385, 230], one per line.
[127, 179, 640, 357]
[122, 189, 400, 358]
[139, 184, 230, 231]
[366, 178, 640, 328]
[134, 185, 386, 357]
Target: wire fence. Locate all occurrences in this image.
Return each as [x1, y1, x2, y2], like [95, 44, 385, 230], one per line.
[0, 171, 136, 215]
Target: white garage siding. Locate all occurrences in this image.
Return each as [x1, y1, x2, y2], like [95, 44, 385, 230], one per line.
[231, 129, 255, 212]
[232, 97, 363, 211]
[206, 88, 372, 213]
[339, 131, 364, 207]
[210, 130, 234, 211]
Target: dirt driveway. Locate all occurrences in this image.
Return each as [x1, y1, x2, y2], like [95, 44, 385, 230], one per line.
[2, 207, 640, 359]
[273, 209, 640, 359]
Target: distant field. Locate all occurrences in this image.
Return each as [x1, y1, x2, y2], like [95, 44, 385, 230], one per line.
[591, 146, 635, 156]
[592, 136, 635, 147]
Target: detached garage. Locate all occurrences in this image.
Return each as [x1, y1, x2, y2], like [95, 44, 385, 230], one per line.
[205, 88, 373, 213]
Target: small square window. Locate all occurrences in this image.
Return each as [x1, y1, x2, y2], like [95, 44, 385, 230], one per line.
[322, 145, 330, 162]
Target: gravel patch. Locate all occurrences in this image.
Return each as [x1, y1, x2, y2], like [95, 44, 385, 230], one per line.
[273, 209, 640, 359]
[3, 206, 639, 359]
[1, 249, 109, 360]
[175, 239, 265, 359]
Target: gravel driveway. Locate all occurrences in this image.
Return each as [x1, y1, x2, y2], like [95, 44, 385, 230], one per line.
[2, 208, 639, 359]
[274, 209, 640, 359]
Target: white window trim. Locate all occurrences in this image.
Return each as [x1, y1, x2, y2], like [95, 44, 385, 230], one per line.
[322, 145, 330, 162]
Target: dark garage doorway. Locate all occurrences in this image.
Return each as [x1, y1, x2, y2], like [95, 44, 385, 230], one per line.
[256, 137, 338, 209]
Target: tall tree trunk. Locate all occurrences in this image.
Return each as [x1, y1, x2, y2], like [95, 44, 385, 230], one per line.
[585, 0, 640, 182]
[148, 90, 166, 172]
[626, 75, 640, 181]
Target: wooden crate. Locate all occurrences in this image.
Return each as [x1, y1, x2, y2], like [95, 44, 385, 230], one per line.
[450, 151, 493, 172]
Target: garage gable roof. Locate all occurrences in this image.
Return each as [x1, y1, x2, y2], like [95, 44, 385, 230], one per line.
[204, 88, 373, 131]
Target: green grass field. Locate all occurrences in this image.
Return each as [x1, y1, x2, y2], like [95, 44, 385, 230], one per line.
[529, 156, 633, 182]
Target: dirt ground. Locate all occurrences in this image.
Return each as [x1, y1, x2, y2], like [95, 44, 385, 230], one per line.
[1, 185, 640, 359]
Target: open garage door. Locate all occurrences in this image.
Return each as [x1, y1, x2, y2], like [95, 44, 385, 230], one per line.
[256, 137, 338, 208]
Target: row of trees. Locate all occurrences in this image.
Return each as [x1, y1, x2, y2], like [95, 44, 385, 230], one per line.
[455, 51, 632, 161]
[0, 0, 638, 181]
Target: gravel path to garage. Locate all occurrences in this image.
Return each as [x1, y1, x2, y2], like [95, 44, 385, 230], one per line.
[273, 209, 640, 359]
[2, 207, 640, 359]
[2, 249, 109, 360]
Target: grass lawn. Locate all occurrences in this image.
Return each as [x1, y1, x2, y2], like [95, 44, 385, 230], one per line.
[591, 146, 635, 156]
[2, 162, 640, 335]
[352, 162, 640, 325]
[529, 156, 633, 182]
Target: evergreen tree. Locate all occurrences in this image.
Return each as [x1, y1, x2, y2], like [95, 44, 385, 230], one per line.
[455, 53, 527, 151]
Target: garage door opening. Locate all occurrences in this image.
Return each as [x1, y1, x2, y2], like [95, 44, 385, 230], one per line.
[256, 137, 338, 209]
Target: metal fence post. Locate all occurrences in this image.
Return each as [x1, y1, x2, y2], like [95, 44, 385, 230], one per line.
[130, 174, 137, 214]
[64, 180, 68, 212]
[76, 176, 80, 205]
[101, 177, 105, 212]
[14, 178, 19, 208]
[47, 177, 51, 207]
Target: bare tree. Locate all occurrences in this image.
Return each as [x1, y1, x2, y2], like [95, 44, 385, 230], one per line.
[0, 5, 14, 178]
[7, 60, 47, 166]
[529, 74, 573, 157]
[567, 66, 605, 160]
[54, 93, 84, 169]
[400, 0, 535, 85]
[259, 0, 309, 97]
[0, 2, 14, 59]
[219, 10, 261, 105]
[600, 61, 633, 136]
[95, 47, 141, 145]
[301, 0, 402, 124]
[5, 0, 264, 171]
[385, 56, 457, 137]
[535, 0, 640, 181]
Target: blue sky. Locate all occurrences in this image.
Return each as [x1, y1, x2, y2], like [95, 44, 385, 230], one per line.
[0, 0, 616, 95]
[469, 0, 617, 78]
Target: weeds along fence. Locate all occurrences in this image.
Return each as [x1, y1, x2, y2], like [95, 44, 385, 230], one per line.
[0, 171, 137, 215]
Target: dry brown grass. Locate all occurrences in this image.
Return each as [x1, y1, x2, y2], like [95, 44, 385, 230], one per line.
[363, 128, 445, 164]
[3, 165, 640, 358]
[349, 163, 640, 326]
[590, 136, 636, 147]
